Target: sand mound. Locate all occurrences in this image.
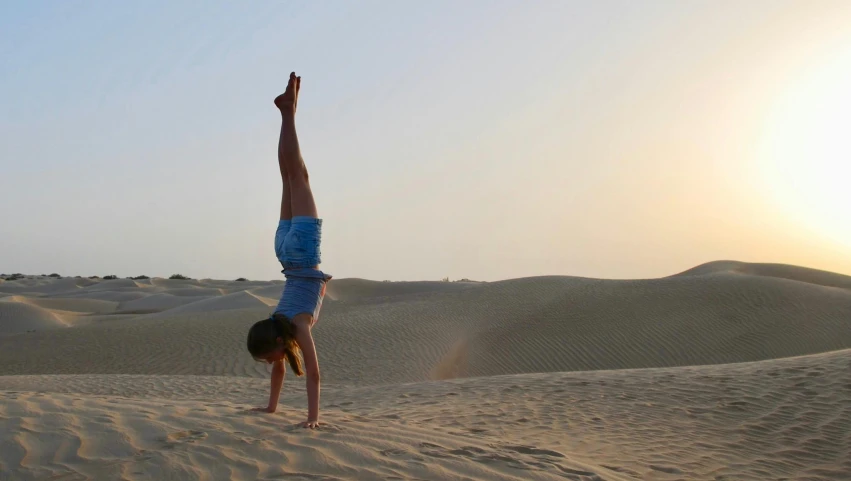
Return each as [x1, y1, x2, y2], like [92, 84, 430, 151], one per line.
[57, 290, 152, 303]
[1, 264, 850, 480]
[0, 300, 66, 334]
[72, 277, 100, 288]
[1, 263, 849, 383]
[325, 278, 478, 301]
[142, 290, 274, 317]
[148, 278, 205, 288]
[0, 391, 620, 481]
[674, 260, 851, 290]
[453, 273, 851, 378]
[245, 284, 285, 299]
[81, 278, 146, 291]
[115, 293, 214, 314]
[1, 349, 848, 480]
[3, 296, 118, 314]
[157, 287, 225, 297]
[0, 277, 83, 296]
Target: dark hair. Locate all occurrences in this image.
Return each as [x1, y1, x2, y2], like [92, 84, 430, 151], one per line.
[246, 313, 304, 376]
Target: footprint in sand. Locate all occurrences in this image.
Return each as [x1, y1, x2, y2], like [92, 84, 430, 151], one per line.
[418, 444, 453, 459]
[419, 442, 445, 449]
[649, 464, 684, 475]
[448, 446, 487, 456]
[275, 473, 336, 480]
[501, 444, 565, 458]
[380, 448, 409, 457]
[163, 430, 207, 448]
[379, 447, 424, 461]
[602, 464, 642, 477]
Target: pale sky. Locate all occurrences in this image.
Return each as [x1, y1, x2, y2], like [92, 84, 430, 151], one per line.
[2, 1, 850, 282]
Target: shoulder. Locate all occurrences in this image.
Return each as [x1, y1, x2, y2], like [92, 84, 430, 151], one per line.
[291, 313, 315, 335]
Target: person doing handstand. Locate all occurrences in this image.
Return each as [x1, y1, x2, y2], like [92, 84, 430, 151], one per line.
[246, 72, 331, 429]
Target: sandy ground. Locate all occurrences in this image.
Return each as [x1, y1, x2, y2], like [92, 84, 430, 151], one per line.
[1, 260, 849, 480]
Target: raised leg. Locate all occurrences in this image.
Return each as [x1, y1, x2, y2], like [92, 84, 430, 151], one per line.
[280, 176, 293, 221]
[275, 72, 318, 219]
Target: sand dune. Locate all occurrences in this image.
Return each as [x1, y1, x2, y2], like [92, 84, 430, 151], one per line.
[59, 289, 153, 303]
[81, 278, 146, 291]
[0, 278, 82, 296]
[155, 287, 226, 297]
[244, 283, 286, 299]
[139, 290, 276, 317]
[2, 263, 849, 382]
[1, 262, 850, 480]
[0, 348, 847, 480]
[0, 300, 67, 334]
[674, 260, 851, 290]
[2, 295, 118, 314]
[115, 293, 214, 314]
[325, 278, 478, 301]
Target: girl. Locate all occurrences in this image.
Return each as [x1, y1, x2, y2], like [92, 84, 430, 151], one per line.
[247, 72, 331, 429]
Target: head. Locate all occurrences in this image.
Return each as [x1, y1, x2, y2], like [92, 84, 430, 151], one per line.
[246, 313, 304, 376]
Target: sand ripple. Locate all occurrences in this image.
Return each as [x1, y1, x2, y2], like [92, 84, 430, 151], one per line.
[1, 349, 849, 480]
[1, 265, 850, 480]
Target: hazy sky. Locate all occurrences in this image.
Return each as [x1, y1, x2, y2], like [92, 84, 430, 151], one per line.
[2, 1, 850, 282]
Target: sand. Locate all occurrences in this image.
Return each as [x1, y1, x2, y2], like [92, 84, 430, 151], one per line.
[0, 261, 849, 480]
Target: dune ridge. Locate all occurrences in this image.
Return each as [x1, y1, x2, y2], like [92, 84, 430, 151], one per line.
[1, 262, 850, 480]
[0, 299, 68, 334]
[673, 260, 851, 290]
[2, 264, 850, 382]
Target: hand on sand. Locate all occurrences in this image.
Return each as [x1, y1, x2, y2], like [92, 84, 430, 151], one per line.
[250, 406, 276, 413]
[300, 419, 320, 429]
[274, 72, 301, 115]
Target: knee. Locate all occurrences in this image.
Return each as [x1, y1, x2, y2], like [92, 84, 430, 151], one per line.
[290, 167, 310, 185]
[282, 167, 309, 185]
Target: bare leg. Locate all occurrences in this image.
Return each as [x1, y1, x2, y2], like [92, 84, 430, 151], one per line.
[275, 72, 317, 218]
[280, 177, 293, 221]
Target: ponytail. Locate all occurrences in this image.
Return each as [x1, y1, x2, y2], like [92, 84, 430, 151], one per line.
[273, 313, 305, 376]
[246, 313, 304, 376]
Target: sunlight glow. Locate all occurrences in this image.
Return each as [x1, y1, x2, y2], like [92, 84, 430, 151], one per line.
[758, 44, 851, 249]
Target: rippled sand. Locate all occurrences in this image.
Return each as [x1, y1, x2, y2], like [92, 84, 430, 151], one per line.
[1, 261, 849, 480]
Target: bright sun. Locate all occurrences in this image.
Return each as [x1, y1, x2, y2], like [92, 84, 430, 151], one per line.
[758, 44, 851, 249]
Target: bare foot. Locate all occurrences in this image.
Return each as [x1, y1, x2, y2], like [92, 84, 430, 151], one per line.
[249, 406, 276, 413]
[274, 72, 301, 115]
[300, 420, 320, 429]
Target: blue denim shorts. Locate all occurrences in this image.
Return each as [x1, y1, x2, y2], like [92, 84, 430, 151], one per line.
[274, 217, 332, 321]
[275, 216, 323, 269]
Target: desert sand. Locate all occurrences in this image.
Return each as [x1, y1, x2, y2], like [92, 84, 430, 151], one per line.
[1, 260, 849, 480]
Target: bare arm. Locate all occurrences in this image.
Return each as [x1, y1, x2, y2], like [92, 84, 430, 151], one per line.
[294, 318, 321, 427]
[266, 359, 286, 412]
